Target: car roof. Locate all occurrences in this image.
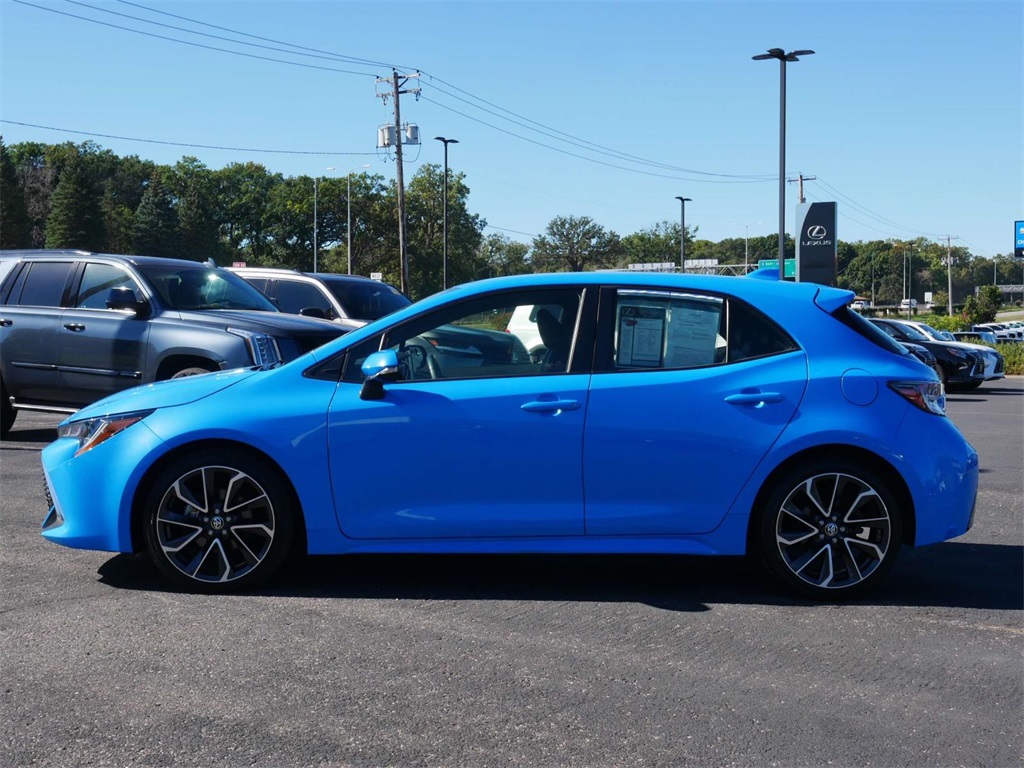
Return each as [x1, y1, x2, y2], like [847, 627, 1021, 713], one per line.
[230, 267, 384, 284]
[0, 249, 212, 269]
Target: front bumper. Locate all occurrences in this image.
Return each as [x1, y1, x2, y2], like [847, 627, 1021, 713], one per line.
[40, 421, 164, 553]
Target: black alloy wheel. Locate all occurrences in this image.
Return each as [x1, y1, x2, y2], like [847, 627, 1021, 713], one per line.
[142, 449, 295, 591]
[759, 460, 903, 598]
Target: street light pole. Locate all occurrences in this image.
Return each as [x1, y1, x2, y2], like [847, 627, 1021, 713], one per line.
[753, 47, 814, 280]
[434, 136, 459, 289]
[346, 164, 371, 276]
[313, 176, 320, 273]
[675, 196, 691, 271]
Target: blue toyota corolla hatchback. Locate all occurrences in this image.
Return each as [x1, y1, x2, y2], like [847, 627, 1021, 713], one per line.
[40, 272, 978, 598]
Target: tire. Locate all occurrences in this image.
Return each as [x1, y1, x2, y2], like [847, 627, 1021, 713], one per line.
[141, 448, 296, 592]
[170, 366, 215, 379]
[0, 377, 14, 439]
[757, 459, 903, 599]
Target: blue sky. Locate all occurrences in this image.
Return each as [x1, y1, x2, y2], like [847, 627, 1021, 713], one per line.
[2, 0, 1021, 258]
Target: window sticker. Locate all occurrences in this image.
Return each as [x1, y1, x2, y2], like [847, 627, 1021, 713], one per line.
[617, 303, 666, 367]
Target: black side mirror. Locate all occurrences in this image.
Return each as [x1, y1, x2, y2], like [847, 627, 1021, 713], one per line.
[299, 306, 328, 319]
[106, 286, 148, 317]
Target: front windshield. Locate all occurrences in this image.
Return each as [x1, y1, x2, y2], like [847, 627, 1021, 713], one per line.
[918, 323, 944, 340]
[324, 279, 411, 320]
[140, 264, 279, 311]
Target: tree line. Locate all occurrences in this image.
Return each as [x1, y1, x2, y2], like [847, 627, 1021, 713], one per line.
[0, 139, 1018, 304]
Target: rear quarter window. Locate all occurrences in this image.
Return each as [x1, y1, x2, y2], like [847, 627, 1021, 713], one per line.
[834, 307, 907, 355]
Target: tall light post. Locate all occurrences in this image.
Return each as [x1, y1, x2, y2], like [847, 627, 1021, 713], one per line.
[434, 136, 459, 289]
[906, 243, 916, 318]
[675, 196, 691, 271]
[753, 47, 814, 280]
[346, 164, 371, 275]
[313, 175, 321, 273]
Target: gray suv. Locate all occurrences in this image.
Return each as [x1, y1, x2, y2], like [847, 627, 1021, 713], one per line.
[0, 251, 356, 437]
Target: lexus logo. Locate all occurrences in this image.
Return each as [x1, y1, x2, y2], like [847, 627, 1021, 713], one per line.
[807, 225, 828, 240]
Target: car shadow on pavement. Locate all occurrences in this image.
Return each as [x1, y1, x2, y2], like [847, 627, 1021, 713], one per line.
[97, 541, 1022, 612]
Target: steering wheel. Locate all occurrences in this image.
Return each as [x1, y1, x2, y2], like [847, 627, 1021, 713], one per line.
[426, 353, 443, 379]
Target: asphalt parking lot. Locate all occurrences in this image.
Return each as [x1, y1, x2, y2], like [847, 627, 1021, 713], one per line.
[2, 380, 1021, 767]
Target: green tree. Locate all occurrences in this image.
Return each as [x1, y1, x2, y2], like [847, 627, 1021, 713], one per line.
[102, 154, 158, 254]
[531, 215, 623, 273]
[132, 174, 179, 256]
[213, 162, 280, 263]
[622, 221, 683, 267]
[478, 233, 531, 277]
[0, 139, 32, 248]
[172, 158, 220, 261]
[44, 153, 105, 250]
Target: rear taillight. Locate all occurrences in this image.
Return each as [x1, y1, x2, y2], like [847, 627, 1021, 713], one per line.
[889, 381, 946, 416]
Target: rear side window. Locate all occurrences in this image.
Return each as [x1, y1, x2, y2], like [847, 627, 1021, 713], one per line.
[8, 262, 74, 307]
[835, 308, 907, 355]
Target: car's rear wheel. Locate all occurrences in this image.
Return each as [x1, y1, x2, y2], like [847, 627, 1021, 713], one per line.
[758, 460, 902, 599]
[142, 449, 295, 591]
[0, 377, 14, 439]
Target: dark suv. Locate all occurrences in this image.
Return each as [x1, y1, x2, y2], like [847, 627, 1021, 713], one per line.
[0, 250, 355, 436]
[230, 267, 411, 326]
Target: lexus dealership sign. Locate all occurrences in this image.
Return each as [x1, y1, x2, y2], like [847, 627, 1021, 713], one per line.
[796, 202, 838, 285]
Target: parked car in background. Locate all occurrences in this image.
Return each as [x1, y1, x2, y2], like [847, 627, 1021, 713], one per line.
[953, 330, 998, 345]
[869, 318, 985, 390]
[900, 341, 942, 380]
[973, 323, 1022, 341]
[41, 272, 978, 599]
[899, 320, 1005, 386]
[850, 299, 871, 310]
[0, 250, 353, 437]
[899, 298, 918, 309]
[230, 268, 410, 326]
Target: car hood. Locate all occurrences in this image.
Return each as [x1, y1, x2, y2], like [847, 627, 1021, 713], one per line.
[62, 367, 259, 423]
[171, 308, 346, 334]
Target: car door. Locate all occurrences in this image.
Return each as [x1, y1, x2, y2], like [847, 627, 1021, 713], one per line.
[327, 287, 594, 539]
[0, 259, 76, 405]
[583, 287, 807, 535]
[57, 261, 152, 406]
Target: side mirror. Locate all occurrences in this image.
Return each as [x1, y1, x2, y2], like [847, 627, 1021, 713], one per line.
[106, 286, 148, 316]
[359, 349, 400, 400]
[299, 306, 327, 319]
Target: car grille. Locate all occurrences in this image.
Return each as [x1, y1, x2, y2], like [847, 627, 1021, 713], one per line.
[42, 472, 63, 530]
[994, 355, 1005, 374]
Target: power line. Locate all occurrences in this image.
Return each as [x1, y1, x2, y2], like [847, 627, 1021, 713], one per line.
[1, 120, 375, 156]
[12, 0, 378, 76]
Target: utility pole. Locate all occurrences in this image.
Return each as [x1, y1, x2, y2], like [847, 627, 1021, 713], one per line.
[377, 69, 421, 296]
[787, 173, 816, 204]
[945, 235, 959, 316]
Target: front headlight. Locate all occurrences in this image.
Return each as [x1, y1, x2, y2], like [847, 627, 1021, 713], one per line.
[946, 347, 969, 360]
[57, 410, 153, 457]
[228, 327, 282, 368]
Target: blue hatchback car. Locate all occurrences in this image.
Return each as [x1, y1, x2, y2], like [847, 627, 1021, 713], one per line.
[40, 272, 978, 598]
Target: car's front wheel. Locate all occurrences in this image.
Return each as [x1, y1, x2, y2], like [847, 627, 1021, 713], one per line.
[758, 460, 903, 599]
[141, 449, 295, 591]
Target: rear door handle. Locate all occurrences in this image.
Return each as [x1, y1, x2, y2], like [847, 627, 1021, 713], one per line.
[63, 323, 86, 332]
[0, 318, 11, 327]
[725, 391, 783, 406]
[521, 399, 581, 413]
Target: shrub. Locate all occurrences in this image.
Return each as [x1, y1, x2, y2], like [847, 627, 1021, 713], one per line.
[997, 342, 1024, 375]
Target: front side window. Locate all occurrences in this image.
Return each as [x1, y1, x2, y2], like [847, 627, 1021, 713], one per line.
[342, 288, 582, 383]
[276, 280, 334, 318]
[9, 262, 74, 307]
[75, 263, 138, 309]
[324, 279, 411, 321]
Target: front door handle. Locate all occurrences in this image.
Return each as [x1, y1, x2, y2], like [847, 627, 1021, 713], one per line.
[0, 318, 11, 327]
[63, 323, 86, 332]
[521, 399, 581, 414]
[725, 391, 783, 406]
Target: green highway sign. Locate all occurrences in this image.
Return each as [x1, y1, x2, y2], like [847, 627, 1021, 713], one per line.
[758, 259, 796, 278]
